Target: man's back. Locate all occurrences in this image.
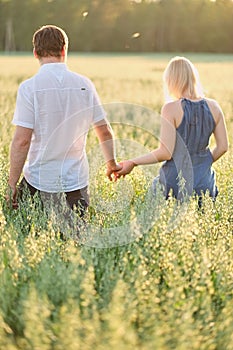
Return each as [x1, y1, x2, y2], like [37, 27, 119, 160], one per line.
[13, 63, 105, 192]
[8, 24, 120, 211]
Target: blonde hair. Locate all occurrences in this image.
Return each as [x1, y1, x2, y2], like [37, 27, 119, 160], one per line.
[163, 56, 203, 100]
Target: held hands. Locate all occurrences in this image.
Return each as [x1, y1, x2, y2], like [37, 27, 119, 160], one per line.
[107, 160, 136, 181]
[106, 161, 122, 181]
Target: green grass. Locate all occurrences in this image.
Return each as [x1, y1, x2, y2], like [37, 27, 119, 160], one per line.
[0, 53, 233, 349]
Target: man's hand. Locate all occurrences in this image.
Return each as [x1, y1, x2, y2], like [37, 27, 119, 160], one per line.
[106, 161, 122, 181]
[6, 184, 18, 209]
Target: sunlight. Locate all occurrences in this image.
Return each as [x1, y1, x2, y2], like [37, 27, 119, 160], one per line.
[131, 32, 140, 38]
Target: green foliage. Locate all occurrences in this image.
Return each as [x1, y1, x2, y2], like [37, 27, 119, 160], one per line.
[0, 54, 233, 349]
[0, 0, 233, 53]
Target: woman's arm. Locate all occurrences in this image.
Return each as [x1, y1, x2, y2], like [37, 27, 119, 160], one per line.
[211, 103, 228, 162]
[116, 103, 177, 176]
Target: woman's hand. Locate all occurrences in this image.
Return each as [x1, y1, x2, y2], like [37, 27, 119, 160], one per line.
[114, 160, 136, 179]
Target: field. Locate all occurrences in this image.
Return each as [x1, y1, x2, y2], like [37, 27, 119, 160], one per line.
[0, 53, 233, 349]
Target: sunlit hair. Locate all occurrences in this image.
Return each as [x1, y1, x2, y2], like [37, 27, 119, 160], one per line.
[163, 56, 204, 101]
[33, 25, 68, 58]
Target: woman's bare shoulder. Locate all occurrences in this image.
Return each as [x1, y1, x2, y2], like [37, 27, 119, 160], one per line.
[204, 97, 223, 123]
[204, 97, 220, 107]
[161, 100, 183, 127]
[162, 100, 182, 114]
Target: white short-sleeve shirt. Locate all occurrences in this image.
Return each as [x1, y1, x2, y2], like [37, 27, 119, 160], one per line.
[12, 63, 106, 192]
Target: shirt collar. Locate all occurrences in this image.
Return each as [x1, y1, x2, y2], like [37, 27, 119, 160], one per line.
[39, 62, 68, 72]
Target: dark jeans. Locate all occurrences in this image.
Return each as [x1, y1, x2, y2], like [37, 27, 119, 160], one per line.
[18, 178, 89, 215]
[18, 178, 89, 238]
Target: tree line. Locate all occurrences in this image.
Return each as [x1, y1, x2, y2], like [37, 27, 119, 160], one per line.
[0, 0, 233, 53]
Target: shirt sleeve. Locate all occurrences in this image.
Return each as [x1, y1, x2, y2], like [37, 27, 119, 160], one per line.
[86, 79, 107, 124]
[12, 82, 34, 129]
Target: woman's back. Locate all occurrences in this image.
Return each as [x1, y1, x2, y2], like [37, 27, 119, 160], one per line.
[115, 56, 228, 197]
[159, 98, 217, 199]
[178, 98, 215, 154]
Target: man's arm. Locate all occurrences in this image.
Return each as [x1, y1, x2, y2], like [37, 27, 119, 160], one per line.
[93, 120, 121, 180]
[8, 126, 33, 205]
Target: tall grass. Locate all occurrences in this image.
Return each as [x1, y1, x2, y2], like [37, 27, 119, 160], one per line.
[0, 53, 233, 349]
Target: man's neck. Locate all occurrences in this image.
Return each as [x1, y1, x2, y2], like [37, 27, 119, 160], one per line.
[39, 56, 66, 65]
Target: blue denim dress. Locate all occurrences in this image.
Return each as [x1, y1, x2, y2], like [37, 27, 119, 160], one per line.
[154, 98, 217, 199]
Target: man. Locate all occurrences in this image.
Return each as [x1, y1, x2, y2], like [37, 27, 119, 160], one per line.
[8, 25, 121, 215]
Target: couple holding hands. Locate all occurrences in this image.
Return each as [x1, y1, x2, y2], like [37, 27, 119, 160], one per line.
[8, 25, 228, 216]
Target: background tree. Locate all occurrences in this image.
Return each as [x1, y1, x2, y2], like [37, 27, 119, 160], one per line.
[0, 0, 232, 53]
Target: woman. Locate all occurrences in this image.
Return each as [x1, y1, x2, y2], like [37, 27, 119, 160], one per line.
[115, 56, 228, 201]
